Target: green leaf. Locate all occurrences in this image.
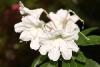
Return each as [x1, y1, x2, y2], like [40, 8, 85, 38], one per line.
[31, 55, 47, 67]
[40, 61, 57, 67]
[81, 27, 98, 35]
[62, 58, 100, 67]
[76, 32, 89, 46]
[85, 59, 100, 67]
[77, 27, 98, 46]
[77, 35, 100, 46]
[62, 60, 85, 67]
[62, 61, 70, 67]
[70, 60, 77, 67]
[74, 51, 86, 63]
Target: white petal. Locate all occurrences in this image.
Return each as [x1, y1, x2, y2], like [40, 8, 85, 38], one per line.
[72, 33, 79, 40]
[21, 12, 44, 27]
[20, 7, 30, 15]
[39, 44, 49, 55]
[59, 39, 68, 51]
[21, 16, 35, 27]
[19, 2, 44, 16]
[66, 40, 79, 52]
[69, 14, 80, 23]
[57, 9, 68, 16]
[19, 2, 30, 15]
[28, 28, 41, 39]
[30, 8, 44, 19]
[30, 39, 40, 50]
[39, 40, 53, 55]
[59, 40, 72, 60]
[14, 22, 26, 33]
[27, 16, 44, 26]
[48, 48, 60, 61]
[39, 45, 48, 55]
[19, 31, 32, 41]
[48, 9, 69, 30]
[63, 22, 80, 40]
[61, 49, 72, 60]
[65, 21, 79, 33]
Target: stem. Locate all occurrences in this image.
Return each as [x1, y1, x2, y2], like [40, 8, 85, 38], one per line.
[68, 9, 84, 26]
[80, 32, 90, 40]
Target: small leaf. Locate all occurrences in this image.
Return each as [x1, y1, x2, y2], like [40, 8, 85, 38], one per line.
[85, 59, 100, 67]
[77, 35, 100, 46]
[70, 60, 77, 67]
[40, 61, 57, 67]
[81, 27, 98, 35]
[74, 51, 86, 63]
[31, 55, 47, 67]
[62, 61, 70, 67]
[62, 60, 85, 67]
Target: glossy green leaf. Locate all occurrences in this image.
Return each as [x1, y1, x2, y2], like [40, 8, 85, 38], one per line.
[85, 59, 100, 67]
[40, 61, 57, 67]
[74, 51, 86, 63]
[62, 58, 100, 67]
[70, 60, 77, 67]
[77, 35, 100, 46]
[81, 27, 98, 35]
[62, 61, 70, 67]
[31, 55, 47, 67]
[62, 60, 85, 67]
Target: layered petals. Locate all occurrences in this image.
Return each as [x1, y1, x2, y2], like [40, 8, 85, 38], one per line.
[14, 3, 81, 61]
[14, 22, 26, 33]
[48, 9, 70, 30]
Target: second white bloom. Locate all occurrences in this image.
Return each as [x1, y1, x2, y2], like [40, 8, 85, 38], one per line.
[39, 9, 80, 61]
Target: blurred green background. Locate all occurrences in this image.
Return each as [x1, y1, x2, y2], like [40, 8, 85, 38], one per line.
[0, 0, 100, 67]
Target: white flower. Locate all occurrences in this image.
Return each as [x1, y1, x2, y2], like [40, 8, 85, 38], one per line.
[48, 9, 70, 30]
[39, 9, 80, 61]
[14, 2, 45, 50]
[14, 3, 81, 61]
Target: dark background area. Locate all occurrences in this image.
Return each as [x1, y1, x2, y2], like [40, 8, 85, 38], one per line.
[0, 0, 100, 67]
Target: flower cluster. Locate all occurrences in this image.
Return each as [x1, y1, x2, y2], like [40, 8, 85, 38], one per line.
[14, 2, 82, 61]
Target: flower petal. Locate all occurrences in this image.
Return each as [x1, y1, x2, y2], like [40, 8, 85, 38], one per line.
[69, 14, 80, 23]
[59, 40, 72, 60]
[30, 38, 40, 50]
[39, 45, 48, 55]
[26, 15, 44, 26]
[48, 48, 60, 61]
[19, 30, 32, 41]
[14, 22, 26, 33]
[19, 2, 44, 16]
[66, 40, 79, 52]
[63, 21, 80, 40]
[65, 21, 79, 33]
[61, 49, 72, 60]
[48, 9, 69, 30]
[39, 40, 53, 55]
